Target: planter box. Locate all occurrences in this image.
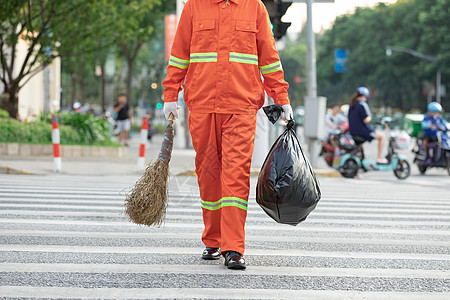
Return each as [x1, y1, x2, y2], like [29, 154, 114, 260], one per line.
[0, 143, 125, 158]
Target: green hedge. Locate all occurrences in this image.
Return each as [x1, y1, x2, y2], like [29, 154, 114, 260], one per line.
[1, 116, 119, 146]
[0, 109, 9, 119]
[40, 112, 119, 146]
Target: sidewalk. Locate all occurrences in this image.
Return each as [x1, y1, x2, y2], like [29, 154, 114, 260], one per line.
[0, 133, 339, 177]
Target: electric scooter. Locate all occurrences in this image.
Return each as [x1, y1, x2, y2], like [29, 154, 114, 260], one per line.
[413, 127, 450, 175]
[319, 123, 355, 167]
[338, 122, 411, 179]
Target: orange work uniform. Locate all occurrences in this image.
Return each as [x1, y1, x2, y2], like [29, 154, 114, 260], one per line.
[162, 0, 289, 255]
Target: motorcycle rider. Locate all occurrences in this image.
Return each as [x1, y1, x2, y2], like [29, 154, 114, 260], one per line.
[421, 102, 449, 164]
[324, 104, 347, 168]
[348, 87, 388, 164]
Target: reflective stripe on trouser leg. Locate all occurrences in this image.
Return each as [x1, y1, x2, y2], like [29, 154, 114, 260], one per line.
[189, 112, 222, 248]
[220, 114, 257, 255]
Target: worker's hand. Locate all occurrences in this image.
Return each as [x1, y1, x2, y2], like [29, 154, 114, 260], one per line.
[163, 102, 180, 120]
[280, 104, 293, 121]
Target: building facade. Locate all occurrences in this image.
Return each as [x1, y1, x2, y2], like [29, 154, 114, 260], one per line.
[0, 37, 61, 121]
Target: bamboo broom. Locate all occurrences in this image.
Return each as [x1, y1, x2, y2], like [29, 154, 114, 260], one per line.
[125, 114, 175, 226]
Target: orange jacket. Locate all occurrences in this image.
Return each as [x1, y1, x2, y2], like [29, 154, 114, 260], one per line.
[162, 0, 290, 115]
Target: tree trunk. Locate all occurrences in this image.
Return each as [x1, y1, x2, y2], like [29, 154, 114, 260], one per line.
[126, 58, 133, 105]
[79, 74, 85, 105]
[71, 73, 77, 108]
[100, 65, 106, 113]
[5, 83, 19, 119]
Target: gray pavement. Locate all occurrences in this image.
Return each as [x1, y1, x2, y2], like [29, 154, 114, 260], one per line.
[0, 171, 449, 299]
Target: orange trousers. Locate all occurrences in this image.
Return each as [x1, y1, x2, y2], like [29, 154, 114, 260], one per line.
[189, 112, 257, 255]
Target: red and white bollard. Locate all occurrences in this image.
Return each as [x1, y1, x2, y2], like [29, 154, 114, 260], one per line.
[51, 115, 62, 172]
[137, 117, 149, 172]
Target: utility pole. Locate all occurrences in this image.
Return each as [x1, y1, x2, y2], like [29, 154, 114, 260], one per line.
[436, 70, 442, 103]
[285, 0, 334, 167]
[44, 66, 50, 113]
[172, 0, 188, 149]
[176, 0, 184, 23]
[305, 0, 317, 98]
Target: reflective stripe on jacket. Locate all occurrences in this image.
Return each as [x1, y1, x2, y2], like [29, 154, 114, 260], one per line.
[162, 0, 290, 115]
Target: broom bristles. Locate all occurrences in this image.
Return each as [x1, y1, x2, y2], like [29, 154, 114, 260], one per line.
[125, 159, 169, 226]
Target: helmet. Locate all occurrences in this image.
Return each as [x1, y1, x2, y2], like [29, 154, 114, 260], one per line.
[356, 87, 370, 98]
[427, 102, 442, 113]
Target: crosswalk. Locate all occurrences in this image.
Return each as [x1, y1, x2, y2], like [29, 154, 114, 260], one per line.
[0, 173, 449, 299]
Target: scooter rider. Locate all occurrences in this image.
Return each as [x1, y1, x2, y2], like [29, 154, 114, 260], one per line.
[421, 102, 449, 164]
[324, 104, 347, 168]
[325, 104, 347, 149]
[348, 87, 388, 164]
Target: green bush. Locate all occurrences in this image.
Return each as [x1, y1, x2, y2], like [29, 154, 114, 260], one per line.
[1, 116, 119, 146]
[131, 123, 142, 132]
[0, 109, 9, 118]
[40, 112, 118, 145]
[1, 118, 59, 144]
[154, 123, 177, 135]
[154, 123, 166, 134]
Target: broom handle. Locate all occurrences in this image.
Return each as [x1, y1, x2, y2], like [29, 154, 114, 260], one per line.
[168, 112, 175, 125]
[157, 112, 175, 163]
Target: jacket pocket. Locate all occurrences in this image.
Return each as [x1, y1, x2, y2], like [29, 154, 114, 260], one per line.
[191, 19, 216, 52]
[232, 20, 257, 53]
[229, 62, 262, 111]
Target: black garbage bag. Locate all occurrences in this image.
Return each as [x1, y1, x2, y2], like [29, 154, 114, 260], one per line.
[256, 104, 321, 225]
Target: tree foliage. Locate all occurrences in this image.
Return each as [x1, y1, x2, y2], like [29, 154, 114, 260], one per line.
[0, 0, 85, 118]
[61, 0, 175, 110]
[279, 33, 307, 107]
[1, 0, 175, 119]
[316, 0, 448, 112]
[418, 0, 450, 80]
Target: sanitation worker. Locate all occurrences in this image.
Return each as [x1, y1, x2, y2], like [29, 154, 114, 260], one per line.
[162, 0, 291, 270]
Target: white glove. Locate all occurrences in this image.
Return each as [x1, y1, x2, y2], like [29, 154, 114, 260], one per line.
[163, 102, 180, 120]
[281, 104, 293, 121]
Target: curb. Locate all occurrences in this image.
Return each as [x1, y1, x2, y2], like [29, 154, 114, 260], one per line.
[0, 166, 31, 175]
[314, 169, 342, 178]
[0, 143, 126, 158]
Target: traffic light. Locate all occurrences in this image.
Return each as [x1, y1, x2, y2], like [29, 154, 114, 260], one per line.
[262, 0, 292, 41]
[156, 102, 163, 109]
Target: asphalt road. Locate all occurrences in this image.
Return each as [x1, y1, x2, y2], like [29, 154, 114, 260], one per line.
[0, 170, 449, 299]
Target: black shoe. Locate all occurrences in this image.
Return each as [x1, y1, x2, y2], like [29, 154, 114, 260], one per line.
[224, 251, 246, 270]
[202, 247, 221, 260]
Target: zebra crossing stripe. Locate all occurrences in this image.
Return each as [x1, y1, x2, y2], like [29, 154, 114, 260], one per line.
[1, 219, 449, 235]
[1, 245, 449, 261]
[2, 211, 449, 226]
[2, 230, 448, 247]
[2, 205, 450, 220]
[1, 263, 449, 279]
[0, 286, 447, 300]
